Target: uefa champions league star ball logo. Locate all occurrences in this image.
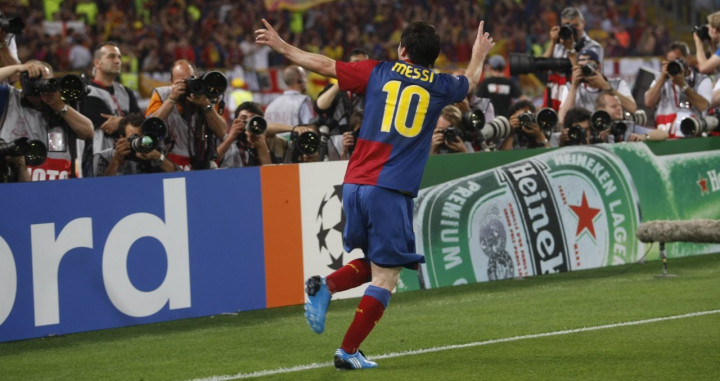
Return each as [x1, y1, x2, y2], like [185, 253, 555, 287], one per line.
[315, 184, 346, 270]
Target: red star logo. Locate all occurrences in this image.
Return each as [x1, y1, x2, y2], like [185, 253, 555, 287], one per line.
[569, 192, 601, 239]
[698, 175, 709, 195]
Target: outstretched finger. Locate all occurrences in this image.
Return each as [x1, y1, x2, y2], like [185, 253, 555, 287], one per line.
[261, 18, 275, 32]
[477, 20, 484, 36]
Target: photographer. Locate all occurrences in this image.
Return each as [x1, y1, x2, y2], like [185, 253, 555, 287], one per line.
[559, 106, 592, 146]
[315, 48, 369, 160]
[0, 61, 93, 180]
[146, 59, 227, 170]
[542, 7, 603, 111]
[430, 105, 470, 155]
[0, 18, 20, 83]
[94, 113, 176, 176]
[644, 42, 712, 138]
[558, 49, 636, 126]
[693, 11, 720, 75]
[499, 100, 551, 150]
[217, 101, 274, 167]
[80, 42, 141, 177]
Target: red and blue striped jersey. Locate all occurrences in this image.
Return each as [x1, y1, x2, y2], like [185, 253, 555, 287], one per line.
[337, 59, 469, 196]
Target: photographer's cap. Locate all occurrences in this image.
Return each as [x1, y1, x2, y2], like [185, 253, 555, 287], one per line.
[488, 55, 506, 70]
[578, 49, 600, 63]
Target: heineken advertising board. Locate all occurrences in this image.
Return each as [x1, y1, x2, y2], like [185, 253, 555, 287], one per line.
[398, 139, 720, 292]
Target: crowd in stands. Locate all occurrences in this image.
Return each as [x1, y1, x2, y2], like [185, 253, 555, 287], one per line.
[5, 0, 682, 75]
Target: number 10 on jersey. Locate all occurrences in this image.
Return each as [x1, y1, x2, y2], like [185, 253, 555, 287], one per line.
[381, 80, 430, 138]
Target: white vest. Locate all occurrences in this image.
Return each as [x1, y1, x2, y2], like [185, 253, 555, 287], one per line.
[0, 87, 72, 180]
[87, 82, 132, 153]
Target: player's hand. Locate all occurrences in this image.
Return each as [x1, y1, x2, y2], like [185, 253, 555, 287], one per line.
[255, 19, 288, 54]
[472, 21, 495, 59]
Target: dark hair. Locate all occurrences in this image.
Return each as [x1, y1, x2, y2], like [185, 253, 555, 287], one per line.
[347, 48, 370, 60]
[93, 41, 120, 59]
[400, 22, 441, 68]
[666, 41, 690, 58]
[508, 100, 536, 116]
[563, 107, 592, 129]
[234, 101, 264, 119]
[118, 112, 146, 137]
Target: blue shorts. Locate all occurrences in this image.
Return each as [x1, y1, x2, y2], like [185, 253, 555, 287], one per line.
[342, 184, 424, 269]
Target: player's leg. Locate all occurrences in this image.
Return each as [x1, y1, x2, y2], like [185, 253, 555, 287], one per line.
[305, 184, 369, 334]
[334, 263, 399, 370]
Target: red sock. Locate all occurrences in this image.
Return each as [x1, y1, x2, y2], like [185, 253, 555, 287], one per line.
[341, 294, 385, 354]
[326, 258, 371, 293]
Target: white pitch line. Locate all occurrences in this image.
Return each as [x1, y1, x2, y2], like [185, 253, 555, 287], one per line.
[187, 309, 720, 380]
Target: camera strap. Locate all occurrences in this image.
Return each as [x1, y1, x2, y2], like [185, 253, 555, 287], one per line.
[0, 85, 8, 127]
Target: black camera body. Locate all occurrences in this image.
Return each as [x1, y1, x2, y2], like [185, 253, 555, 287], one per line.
[185, 71, 228, 100]
[126, 117, 168, 158]
[20, 72, 89, 101]
[516, 108, 557, 146]
[441, 126, 459, 143]
[509, 53, 571, 76]
[693, 24, 710, 41]
[581, 62, 598, 77]
[559, 23, 578, 41]
[290, 129, 320, 162]
[566, 125, 588, 146]
[0, 137, 47, 166]
[666, 59, 686, 76]
[0, 16, 24, 34]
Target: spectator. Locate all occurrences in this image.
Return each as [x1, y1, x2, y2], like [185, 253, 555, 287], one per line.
[644, 41, 712, 138]
[79, 42, 140, 177]
[146, 59, 227, 170]
[476, 55, 522, 118]
[0, 60, 93, 180]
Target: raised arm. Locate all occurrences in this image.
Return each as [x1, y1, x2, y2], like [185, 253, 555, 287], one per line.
[255, 19, 337, 78]
[464, 21, 495, 95]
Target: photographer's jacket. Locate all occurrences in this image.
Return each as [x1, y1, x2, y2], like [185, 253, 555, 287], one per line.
[0, 86, 71, 180]
[146, 86, 214, 171]
[648, 71, 712, 138]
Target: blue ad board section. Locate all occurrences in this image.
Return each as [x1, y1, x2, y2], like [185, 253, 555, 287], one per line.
[0, 168, 267, 342]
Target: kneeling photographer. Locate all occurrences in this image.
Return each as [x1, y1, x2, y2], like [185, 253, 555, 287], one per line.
[430, 105, 471, 155]
[94, 113, 176, 175]
[217, 101, 275, 167]
[0, 60, 93, 181]
[500, 101, 554, 150]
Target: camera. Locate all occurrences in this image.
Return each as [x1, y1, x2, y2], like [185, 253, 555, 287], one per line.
[518, 108, 558, 131]
[623, 110, 648, 127]
[666, 59, 685, 76]
[590, 110, 612, 133]
[185, 71, 228, 100]
[679, 115, 719, 136]
[20, 72, 89, 101]
[693, 24, 710, 41]
[558, 23, 577, 41]
[0, 16, 24, 34]
[126, 117, 168, 156]
[0, 137, 47, 166]
[289, 129, 320, 162]
[566, 125, 588, 146]
[441, 127, 459, 142]
[479, 116, 511, 142]
[246, 116, 267, 135]
[581, 62, 598, 77]
[509, 53, 571, 76]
